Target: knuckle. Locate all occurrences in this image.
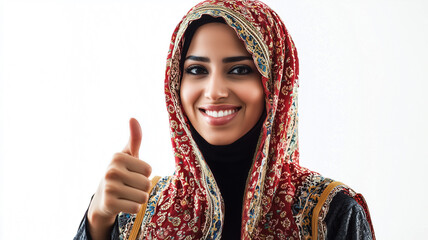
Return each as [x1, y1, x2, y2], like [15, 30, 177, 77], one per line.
[105, 168, 122, 181]
[104, 184, 118, 195]
[112, 152, 125, 165]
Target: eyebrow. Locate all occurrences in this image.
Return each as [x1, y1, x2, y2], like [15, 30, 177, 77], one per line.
[185, 56, 209, 62]
[185, 55, 253, 63]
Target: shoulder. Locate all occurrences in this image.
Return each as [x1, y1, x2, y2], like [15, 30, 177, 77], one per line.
[292, 173, 374, 239]
[325, 191, 373, 239]
[327, 191, 362, 216]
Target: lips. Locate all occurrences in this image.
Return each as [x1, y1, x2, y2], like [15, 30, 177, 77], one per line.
[199, 105, 241, 126]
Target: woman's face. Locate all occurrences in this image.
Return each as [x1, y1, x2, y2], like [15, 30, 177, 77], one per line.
[180, 23, 264, 145]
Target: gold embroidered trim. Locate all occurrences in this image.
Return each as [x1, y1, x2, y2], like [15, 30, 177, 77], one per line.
[311, 181, 344, 240]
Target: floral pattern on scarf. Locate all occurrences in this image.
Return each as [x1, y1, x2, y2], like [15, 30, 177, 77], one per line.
[117, 1, 374, 239]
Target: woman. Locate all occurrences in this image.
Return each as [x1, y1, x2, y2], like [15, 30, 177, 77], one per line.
[75, 0, 375, 239]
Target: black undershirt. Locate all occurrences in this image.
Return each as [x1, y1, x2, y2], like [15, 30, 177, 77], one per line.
[189, 112, 265, 239]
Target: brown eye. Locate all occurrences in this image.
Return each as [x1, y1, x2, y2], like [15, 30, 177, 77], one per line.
[229, 65, 253, 75]
[185, 65, 208, 75]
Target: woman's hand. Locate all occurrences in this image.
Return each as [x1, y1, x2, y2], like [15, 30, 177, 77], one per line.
[87, 118, 152, 240]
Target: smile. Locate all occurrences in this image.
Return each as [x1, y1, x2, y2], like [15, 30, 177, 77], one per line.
[205, 109, 238, 118]
[199, 105, 241, 126]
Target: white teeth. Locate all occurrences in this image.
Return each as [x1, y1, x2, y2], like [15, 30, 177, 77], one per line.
[205, 109, 237, 118]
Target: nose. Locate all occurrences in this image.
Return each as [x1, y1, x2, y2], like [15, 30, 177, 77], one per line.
[204, 71, 229, 101]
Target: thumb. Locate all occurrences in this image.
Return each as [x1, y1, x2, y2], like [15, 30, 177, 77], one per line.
[123, 118, 142, 158]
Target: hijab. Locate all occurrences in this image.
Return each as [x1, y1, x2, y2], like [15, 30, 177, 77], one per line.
[118, 1, 374, 239]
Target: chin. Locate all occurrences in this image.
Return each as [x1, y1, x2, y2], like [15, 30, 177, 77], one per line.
[202, 132, 241, 146]
[205, 139, 235, 146]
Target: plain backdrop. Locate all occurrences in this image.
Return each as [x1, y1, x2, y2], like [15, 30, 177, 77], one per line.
[1, 0, 427, 239]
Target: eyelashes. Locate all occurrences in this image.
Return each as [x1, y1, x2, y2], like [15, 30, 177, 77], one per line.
[229, 65, 253, 75]
[185, 65, 254, 75]
[185, 65, 208, 75]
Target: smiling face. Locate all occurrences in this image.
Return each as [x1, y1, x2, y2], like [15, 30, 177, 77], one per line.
[180, 22, 265, 145]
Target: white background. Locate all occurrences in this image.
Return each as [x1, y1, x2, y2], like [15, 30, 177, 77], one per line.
[1, 0, 427, 239]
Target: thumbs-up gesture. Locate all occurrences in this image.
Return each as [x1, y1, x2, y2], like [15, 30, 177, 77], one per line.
[87, 118, 152, 239]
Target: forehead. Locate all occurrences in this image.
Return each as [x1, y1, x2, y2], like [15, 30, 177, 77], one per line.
[171, 7, 271, 79]
[186, 23, 250, 57]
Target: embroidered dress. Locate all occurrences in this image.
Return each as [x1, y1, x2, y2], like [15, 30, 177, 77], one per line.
[74, 0, 375, 239]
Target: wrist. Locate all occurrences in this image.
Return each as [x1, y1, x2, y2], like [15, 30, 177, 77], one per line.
[87, 205, 116, 229]
[87, 208, 116, 240]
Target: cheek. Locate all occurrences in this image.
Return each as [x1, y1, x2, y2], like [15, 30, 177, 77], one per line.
[237, 81, 265, 111]
[180, 80, 200, 116]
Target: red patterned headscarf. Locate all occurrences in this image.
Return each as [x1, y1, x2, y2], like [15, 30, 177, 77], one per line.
[118, 0, 374, 239]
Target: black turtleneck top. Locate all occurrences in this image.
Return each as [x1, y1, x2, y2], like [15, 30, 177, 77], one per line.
[189, 112, 265, 239]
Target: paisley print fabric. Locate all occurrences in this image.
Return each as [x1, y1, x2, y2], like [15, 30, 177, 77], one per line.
[117, 0, 375, 239]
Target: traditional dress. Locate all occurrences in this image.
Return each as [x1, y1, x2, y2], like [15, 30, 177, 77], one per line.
[74, 0, 375, 239]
